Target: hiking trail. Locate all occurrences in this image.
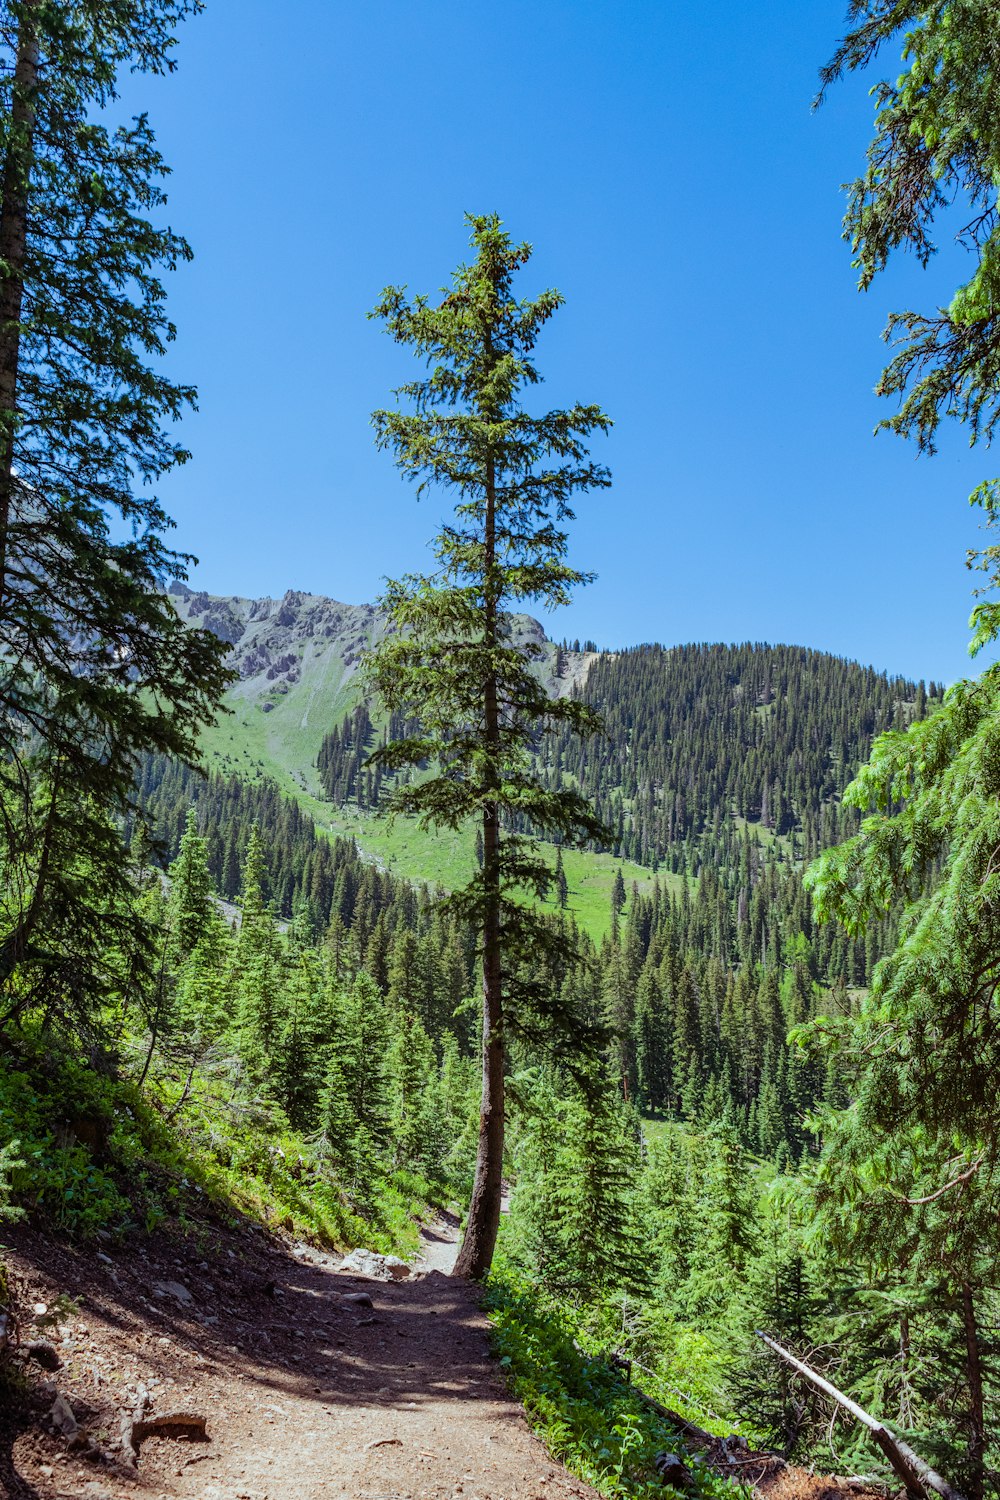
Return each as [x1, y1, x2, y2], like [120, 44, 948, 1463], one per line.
[1, 1214, 598, 1500]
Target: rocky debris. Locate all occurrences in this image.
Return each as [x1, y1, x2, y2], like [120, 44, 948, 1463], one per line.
[153, 1279, 193, 1306]
[338, 1248, 411, 1281]
[340, 1291, 374, 1309]
[289, 1240, 339, 1267]
[27, 1338, 62, 1370]
[48, 1392, 78, 1438]
[120, 1387, 151, 1465]
[0, 1309, 9, 1353]
[655, 1451, 693, 1489]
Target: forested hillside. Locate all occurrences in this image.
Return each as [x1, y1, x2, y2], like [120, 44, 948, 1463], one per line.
[314, 636, 937, 859]
[3, 5, 999, 1499]
[567, 642, 940, 865]
[138, 631, 920, 1166]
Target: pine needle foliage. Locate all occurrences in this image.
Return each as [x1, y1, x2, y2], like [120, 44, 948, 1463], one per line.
[364, 213, 612, 1277]
[805, 487, 1000, 1195]
[0, 0, 231, 1024]
[802, 492, 1000, 1497]
[819, 2, 1000, 451]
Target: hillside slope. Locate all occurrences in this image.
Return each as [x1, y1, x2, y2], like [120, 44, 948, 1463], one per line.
[168, 584, 639, 936]
[167, 584, 935, 936]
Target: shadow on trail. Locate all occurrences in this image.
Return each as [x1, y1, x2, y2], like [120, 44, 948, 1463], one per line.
[4, 1212, 514, 1431]
[0, 1404, 43, 1500]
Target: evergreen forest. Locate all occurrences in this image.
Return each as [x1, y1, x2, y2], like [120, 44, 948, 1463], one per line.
[1, 4, 999, 1500]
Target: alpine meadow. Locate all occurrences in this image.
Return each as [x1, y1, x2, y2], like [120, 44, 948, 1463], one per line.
[0, 5, 998, 1500]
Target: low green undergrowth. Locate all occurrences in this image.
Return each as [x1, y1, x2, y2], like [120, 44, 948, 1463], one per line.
[485, 1268, 743, 1500]
[0, 1025, 447, 1253]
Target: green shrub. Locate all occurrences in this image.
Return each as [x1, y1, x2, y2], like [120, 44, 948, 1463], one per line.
[0, 1137, 22, 1224]
[0, 1025, 451, 1254]
[485, 1268, 742, 1500]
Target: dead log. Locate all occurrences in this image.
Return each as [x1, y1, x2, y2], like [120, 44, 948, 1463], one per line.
[132, 1409, 208, 1445]
[755, 1331, 964, 1500]
[629, 1383, 717, 1448]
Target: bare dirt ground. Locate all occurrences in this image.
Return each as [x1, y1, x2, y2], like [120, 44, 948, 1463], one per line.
[0, 1214, 599, 1500]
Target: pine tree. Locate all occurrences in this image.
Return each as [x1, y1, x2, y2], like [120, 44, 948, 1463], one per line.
[365, 214, 611, 1278]
[167, 809, 214, 960]
[819, 1, 1000, 452]
[235, 827, 284, 1072]
[555, 846, 568, 909]
[387, 1009, 438, 1172]
[319, 972, 392, 1200]
[507, 1078, 648, 1300]
[0, 0, 231, 1022]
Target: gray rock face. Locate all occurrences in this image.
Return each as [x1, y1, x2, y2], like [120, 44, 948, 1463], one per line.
[168, 587, 589, 708]
[49, 1393, 78, 1438]
[153, 1279, 193, 1307]
[337, 1249, 411, 1281]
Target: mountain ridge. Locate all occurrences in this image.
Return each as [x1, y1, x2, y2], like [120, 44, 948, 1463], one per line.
[168, 583, 936, 934]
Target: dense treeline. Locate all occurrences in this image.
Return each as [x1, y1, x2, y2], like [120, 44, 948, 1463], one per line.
[590, 861, 879, 1163]
[136, 753, 432, 928]
[317, 642, 940, 873]
[564, 643, 938, 867]
[137, 749, 879, 1169]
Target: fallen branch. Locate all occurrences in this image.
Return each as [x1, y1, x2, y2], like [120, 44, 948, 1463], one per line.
[627, 1381, 721, 1450]
[893, 1158, 982, 1206]
[755, 1331, 964, 1500]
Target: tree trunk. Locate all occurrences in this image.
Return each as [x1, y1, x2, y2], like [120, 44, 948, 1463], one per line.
[0, 0, 39, 611]
[453, 447, 504, 1280]
[756, 1331, 964, 1500]
[452, 833, 504, 1279]
[961, 1283, 985, 1500]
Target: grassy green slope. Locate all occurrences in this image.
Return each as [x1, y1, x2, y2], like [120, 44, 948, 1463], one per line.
[179, 586, 652, 941]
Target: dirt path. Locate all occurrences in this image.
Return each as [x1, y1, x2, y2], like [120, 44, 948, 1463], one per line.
[2, 1217, 599, 1500]
[412, 1214, 461, 1276]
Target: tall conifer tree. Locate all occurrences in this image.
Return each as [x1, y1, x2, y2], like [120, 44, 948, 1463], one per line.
[0, 0, 230, 1019]
[365, 214, 611, 1278]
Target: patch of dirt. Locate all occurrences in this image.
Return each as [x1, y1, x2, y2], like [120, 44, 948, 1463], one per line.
[754, 1466, 886, 1500]
[0, 1215, 598, 1500]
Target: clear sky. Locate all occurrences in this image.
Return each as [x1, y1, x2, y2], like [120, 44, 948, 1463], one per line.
[125, 0, 990, 685]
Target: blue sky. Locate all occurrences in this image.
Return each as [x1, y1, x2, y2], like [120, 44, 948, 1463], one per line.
[127, 0, 989, 684]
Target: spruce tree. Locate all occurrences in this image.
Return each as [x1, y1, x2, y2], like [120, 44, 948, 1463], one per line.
[167, 809, 214, 961]
[0, 1, 231, 1022]
[319, 972, 392, 1201]
[819, 1, 1000, 451]
[365, 214, 611, 1278]
[235, 827, 284, 1072]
